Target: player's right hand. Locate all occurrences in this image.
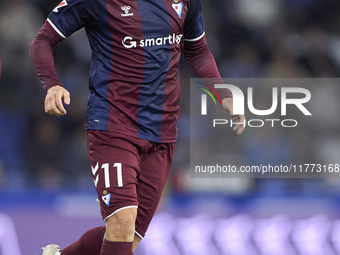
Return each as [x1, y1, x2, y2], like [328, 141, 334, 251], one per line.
[44, 85, 71, 116]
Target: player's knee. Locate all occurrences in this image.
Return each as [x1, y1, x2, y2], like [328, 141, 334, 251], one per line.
[105, 208, 137, 242]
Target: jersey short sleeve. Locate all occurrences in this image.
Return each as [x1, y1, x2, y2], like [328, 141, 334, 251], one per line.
[183, 0, 205, 41]
[47, 0, 106, 38]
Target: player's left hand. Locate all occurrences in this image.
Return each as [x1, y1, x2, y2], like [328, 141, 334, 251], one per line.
[222, 98, 246, 135]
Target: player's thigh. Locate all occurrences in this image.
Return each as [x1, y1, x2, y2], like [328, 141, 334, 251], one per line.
[135, 142, 175, 238]
[87, 130, 140, 222]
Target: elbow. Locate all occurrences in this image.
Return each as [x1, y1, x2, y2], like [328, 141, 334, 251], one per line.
[29, 37, 38, 62]
[29, 38, 35, 61]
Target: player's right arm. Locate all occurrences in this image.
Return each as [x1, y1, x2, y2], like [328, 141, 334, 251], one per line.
[29, 0, 106, 116]
[29, 21, 70, 116]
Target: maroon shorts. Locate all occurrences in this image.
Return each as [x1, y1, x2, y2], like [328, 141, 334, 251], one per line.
[87, 130, 175, 238]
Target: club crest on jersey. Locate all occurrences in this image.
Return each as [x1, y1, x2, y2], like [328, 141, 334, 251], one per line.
[172, 2, 183, 18]
[53, 0, 68, 12]
[121, 6, 134, 17]
[102, 193, 111, 206]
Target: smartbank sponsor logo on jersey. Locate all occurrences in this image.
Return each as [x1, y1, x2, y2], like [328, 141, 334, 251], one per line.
[122, 34, 183, 49]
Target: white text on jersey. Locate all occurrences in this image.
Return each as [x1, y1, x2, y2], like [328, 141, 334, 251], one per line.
[122, 33, 183, 48]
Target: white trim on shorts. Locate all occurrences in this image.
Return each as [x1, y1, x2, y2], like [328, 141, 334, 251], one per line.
[103, 205, 138, 222]
[135, 231, 144, 239]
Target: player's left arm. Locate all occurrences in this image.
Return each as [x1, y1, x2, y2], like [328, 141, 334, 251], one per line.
[183, 0, 245, 135]
[183, 35, 246, 135]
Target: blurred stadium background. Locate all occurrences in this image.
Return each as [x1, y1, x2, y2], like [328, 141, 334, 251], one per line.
[1, 0, 340, 254]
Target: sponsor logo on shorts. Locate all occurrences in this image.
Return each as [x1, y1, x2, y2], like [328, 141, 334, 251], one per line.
[102, 193, 111, 206]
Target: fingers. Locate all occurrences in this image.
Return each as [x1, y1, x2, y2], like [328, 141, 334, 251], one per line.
[45, 94, 63, 116]
[44, 86, 70, 116]
[55, 93, 67, 115]
[63, 90, 71, 105]
[222, 98, 246, 135]
[232, 115, 246, 135]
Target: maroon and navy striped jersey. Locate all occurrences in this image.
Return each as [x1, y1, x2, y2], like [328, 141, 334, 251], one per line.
[47, 0, 205, 143]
